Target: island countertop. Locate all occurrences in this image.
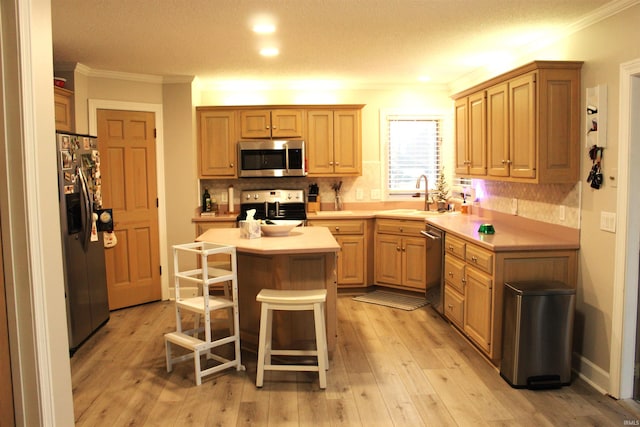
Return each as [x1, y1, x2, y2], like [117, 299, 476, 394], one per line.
[196, 226, 340, 255]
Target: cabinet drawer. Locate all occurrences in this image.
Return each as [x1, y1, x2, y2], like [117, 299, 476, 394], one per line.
[376, 219, 424, 237]
[309, 219, 364, 235]
[444, 255, 466, 294]
[445, 234, 466, 260]
[466, 244, 493, 275]
[444, 285, 464, 328]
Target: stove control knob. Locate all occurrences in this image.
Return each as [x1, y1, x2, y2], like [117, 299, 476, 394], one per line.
[253, 194, 259, 200]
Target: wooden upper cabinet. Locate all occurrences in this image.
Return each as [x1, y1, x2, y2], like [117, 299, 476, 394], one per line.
[468, 91, 487, 176]
[455, 91, 486, 176]
[453, 60, 582, 184]
[197, 108, 237, 178]
[240, 109, 303, 139]
[486, 83, 509, 177]
[197, 104, 364, 178]
[306, 108, 362, 176]
[54, 86, 74, 132]
[508, 72, 537, 179]
[454, 97, 468, 175]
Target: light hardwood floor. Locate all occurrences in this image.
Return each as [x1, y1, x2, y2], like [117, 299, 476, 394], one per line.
[71, 295, 640, 426]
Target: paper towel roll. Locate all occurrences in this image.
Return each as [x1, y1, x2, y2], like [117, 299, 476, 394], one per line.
[228, 186, 234, 213]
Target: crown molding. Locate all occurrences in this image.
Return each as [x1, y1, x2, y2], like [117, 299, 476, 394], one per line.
[53, 62, 194, 85]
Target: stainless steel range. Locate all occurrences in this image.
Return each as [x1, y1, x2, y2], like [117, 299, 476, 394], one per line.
[237, 189, 307, 222]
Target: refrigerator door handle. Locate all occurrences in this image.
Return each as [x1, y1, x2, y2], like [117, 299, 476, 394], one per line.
[77, 166, 93, 251]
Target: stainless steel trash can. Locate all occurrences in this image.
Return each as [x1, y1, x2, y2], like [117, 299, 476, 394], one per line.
[500, 280, 576, 389]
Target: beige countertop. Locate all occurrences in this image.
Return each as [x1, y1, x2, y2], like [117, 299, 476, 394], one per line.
[196, 226, 340, 255]
[424, 213, 579, 251]
[193, 208, 579, 252]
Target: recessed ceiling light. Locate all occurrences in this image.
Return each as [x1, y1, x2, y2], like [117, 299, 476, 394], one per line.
[253, 24, 276, 34]
[418, 75, 432, 82]
[260, 47, 279, 57]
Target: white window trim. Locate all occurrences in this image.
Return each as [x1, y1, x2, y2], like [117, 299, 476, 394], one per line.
[379, 109, 447, 200]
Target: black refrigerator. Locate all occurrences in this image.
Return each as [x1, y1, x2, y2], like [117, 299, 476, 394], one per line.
[56, 132, 112, 354]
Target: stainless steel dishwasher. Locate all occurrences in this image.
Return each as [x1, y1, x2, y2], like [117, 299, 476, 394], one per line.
[421, 225, 444, 315]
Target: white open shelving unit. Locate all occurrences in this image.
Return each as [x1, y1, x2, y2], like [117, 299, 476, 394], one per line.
[164, 242, 245, 385]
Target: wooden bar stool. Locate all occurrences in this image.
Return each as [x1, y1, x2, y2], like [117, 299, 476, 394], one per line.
[255, 288, 329, 389]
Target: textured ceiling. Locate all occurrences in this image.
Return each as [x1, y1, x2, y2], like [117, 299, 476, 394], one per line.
[51, 0, 617, 87]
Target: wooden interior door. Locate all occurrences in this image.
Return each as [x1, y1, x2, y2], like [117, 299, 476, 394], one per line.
[97, 110, 161, 310]
[0, 214, 15, 427]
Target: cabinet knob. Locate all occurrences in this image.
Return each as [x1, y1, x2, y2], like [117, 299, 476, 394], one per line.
[448, 271, 454, 277]
[335, 162, 340, 165]
[230, 163, 234, 168]
[471, 256, 478, 262]
[396, 246, 401, 251]
[447, 304, 454, 310]
[329, 161, 334, 165]
[402, 247, 406, 252]
[335, 226, 340, 231]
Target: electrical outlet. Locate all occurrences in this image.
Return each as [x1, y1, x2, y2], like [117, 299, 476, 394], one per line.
[600, 211, 616, 233]
[221, 191, 228, 203]
[371, 189, 381, 200]
[511, 198, 518, 215]
[559, 205, 566, 221]
[355, 188, 364, 200]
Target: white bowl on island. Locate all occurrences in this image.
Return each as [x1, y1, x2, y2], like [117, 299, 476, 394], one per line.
[260, 220, 302, 237]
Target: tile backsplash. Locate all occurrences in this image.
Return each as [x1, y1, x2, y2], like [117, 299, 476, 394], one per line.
[200, 172, 581, 229]
[473, 180, 580, 229]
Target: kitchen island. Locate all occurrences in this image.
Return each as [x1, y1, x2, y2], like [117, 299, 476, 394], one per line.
[196, 226, 340, 353]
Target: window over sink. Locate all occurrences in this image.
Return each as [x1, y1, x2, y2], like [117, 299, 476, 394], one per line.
[381, 112, 443, 196]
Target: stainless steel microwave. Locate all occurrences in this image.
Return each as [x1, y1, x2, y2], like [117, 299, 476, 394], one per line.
[237, 140, 307, 178]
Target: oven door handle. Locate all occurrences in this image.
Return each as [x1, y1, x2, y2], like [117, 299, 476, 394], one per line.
[421, 230, 441, 240]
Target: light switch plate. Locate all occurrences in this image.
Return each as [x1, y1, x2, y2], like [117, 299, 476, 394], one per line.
[600, 211, 616, 233]
[511, 198, 518, 215]
[356, 188, 364, 200]
[371, 189, 381, 200]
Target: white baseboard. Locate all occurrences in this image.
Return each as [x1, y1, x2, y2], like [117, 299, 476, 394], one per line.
[573, 352, 610, 395]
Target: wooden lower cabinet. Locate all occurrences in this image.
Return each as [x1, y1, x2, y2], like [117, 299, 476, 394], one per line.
[463, 268, 493, 353]
[195, 219, 236, 236]
[444, 285, 464, 328]
[308, 219, 373, 289]
[375, 219, 426, 291]
[443, 233, 577, 364]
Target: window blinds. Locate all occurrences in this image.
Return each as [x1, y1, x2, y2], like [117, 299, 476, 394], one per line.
[386, 116, 441, 194]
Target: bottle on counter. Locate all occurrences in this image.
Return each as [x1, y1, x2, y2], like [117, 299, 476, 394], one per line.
[460, 193, 470, 214]
[202, 188, 212, 213]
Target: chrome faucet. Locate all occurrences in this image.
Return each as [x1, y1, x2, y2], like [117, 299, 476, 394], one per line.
[415, 174, 431, 211]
